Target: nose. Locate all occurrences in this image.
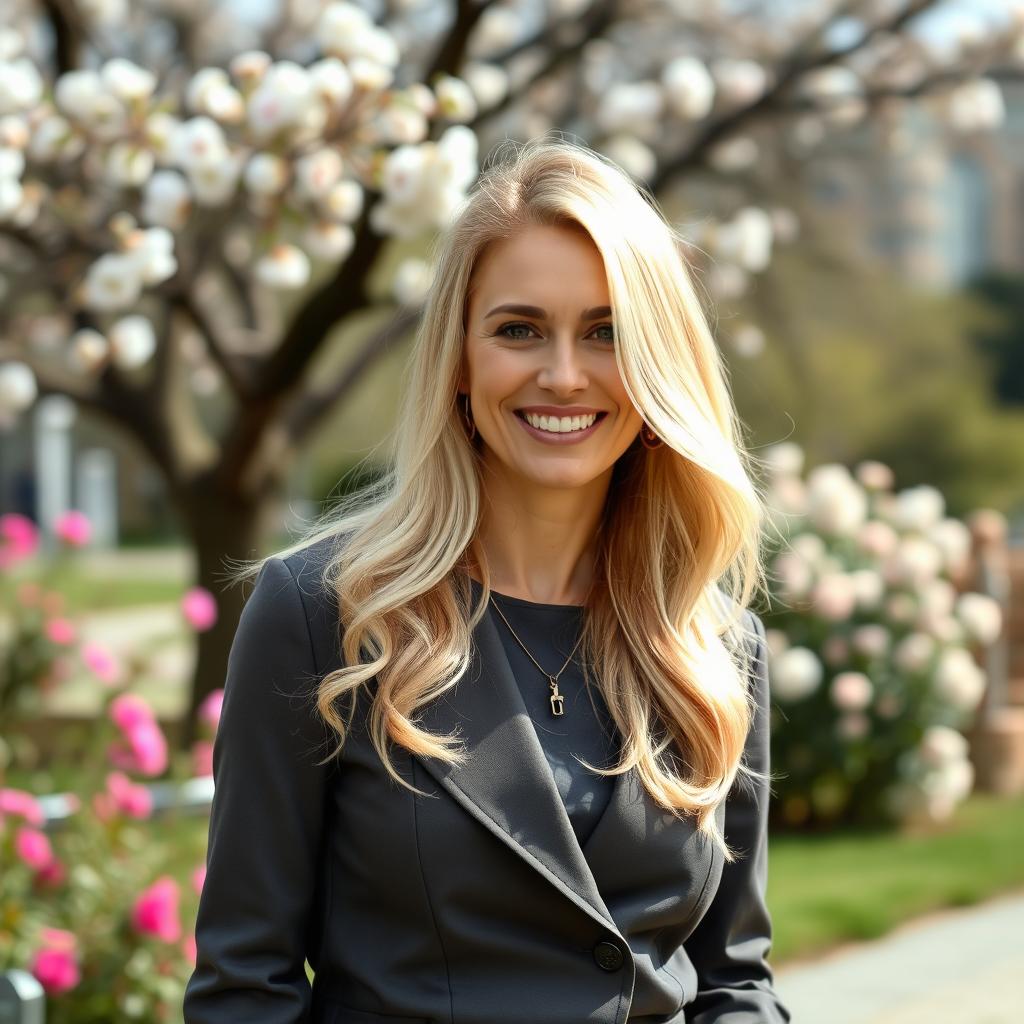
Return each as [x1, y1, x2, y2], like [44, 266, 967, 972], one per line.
[536, 333, 589, 394]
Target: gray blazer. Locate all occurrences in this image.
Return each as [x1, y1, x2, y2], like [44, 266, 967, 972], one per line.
[183, 536, 790, 1024]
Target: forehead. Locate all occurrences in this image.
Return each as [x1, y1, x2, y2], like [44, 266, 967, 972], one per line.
[470, 223, 608, 301]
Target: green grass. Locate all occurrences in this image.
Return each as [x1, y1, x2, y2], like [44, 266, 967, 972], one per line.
[0, 569, 186, 613]
[768, 790, 1024, 964]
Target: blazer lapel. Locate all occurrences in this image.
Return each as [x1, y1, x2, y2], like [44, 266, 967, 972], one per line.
[412, 604, 624, 937]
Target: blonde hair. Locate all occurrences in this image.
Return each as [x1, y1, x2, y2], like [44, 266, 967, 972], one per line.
[229, 134, 773, 862]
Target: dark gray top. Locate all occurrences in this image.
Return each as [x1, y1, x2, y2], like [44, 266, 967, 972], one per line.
[470, 577, 621, 847]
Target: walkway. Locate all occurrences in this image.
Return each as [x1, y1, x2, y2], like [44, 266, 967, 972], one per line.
[773, 889, 1024, 1023]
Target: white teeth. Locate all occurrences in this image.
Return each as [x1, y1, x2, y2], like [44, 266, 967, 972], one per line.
[522, 411, 598, 433]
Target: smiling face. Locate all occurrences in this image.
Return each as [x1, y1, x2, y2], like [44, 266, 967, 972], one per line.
[459, 221, 645, 495]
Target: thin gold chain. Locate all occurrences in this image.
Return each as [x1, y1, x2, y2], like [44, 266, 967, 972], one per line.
[487, 579, 594, 716]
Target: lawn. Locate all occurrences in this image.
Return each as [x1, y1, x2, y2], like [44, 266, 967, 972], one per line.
[767, 790, 1024, 964]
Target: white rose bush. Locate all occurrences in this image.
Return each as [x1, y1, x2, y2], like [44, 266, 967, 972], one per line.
[761, 443, 1003, 829]
[0, 0, 1021, 733]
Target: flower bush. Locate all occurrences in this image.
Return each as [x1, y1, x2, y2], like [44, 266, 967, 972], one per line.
[0, 511, 222, 1021]
[760, 445, 1003, 829]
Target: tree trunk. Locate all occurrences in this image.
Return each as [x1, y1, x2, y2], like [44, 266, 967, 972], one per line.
[177, 486, 269, 749]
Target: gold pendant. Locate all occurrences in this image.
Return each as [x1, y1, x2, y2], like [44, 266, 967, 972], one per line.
[548, 675, 564, 716]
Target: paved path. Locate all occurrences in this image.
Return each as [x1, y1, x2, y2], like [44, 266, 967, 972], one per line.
[773, 889, 1024, 1023]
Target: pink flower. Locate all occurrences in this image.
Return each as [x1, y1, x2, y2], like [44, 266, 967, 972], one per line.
[0, 788, 45, 827]
[82, 642, 123, 686]
[182, 934, 197, 965]
[191, 739, 214, 777]
[191, 864, 206, 895]
[54, 510, 91, 547]
[109, 693, 155, 732]
[181, 586, 218, 632]
[197, 689, 223, 732]
[132, 876, 182, 943]
[106, 771, 153, 819]
[0, 513, 39, 568]
[29, 929, 80, 995]
[109, 719, 168, 777]
[15, 826, 54, 870]
[17, 581, 42, 606]
[45, 617, 77, 645]
[36, 857, 67, 889]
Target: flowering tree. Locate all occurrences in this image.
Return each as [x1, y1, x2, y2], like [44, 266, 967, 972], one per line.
[0, 0, 1022, 738]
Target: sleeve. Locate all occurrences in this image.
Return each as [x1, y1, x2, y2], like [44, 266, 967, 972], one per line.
[183, 556, 333, 1024]
[682, 609, 791, 1023]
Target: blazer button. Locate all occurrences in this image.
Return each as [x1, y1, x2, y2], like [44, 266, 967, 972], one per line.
[593, 940, 624, 971]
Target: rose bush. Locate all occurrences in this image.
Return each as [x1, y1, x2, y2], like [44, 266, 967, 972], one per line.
[760, 444, 1002, 829]
[0, 511, 222, 1020]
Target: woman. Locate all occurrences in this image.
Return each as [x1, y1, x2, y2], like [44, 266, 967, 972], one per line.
[184, 135, 790, 1024]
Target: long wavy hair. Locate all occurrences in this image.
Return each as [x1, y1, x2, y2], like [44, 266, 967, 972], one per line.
[229, 134, 772, 862]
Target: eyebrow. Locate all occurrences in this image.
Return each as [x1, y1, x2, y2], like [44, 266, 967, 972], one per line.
[483, 303, 612, 321]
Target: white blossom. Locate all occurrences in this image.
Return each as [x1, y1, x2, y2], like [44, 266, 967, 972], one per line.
[662, 56, 715, 120]
[145, 112, 182, 164]
[0, 113, 28, 149]
[830, 671, 873, 711]
[323, 178, 364, 222]
[810, 573, 858, 622]
[255, 243, 311, 289]
[0, 360, 37, 416]
[763, 441, 804, 478]
[186, 68, 244, 123]
[856, 519, 899, 559]
[855, 459, 895, 491]
[851, 623, 890, 658]
[0, 146, 24, 179]
[602, 135, 656, 182]
[347, 57, 394, 92]
[106, 142, 155, 188]
[850, 568, 885, 610]
[308, 58, 354, 111]
[188, 153, 243, 206]
[141, 169, 191, 229]
[244, 152, 290, 196]
[109, 315, 157, 369]
[918, 724, 968, 767]
[55, 70, 128, 139]
[773, 550, 813, 602]
[597, 80, 664, 133]
[0, 57, 44, 115]
[82, 252, 144, 312]
[771, 646, 823, 701]
[229, 50, 272, 86]
[713, 207, 773, 272]
[124, 227, 177, 285]
[294, 147, 343, 200]
[955, 592, 1002, 646]
[712, 58, 768, 106]
[946, 78, 1005, 131]
[172, 116, 230, 171]
[247, 62, 316, 140]
[893, 631, 936, 674]
[707, 135, 759, 172]
[78, 0, 127, 25]
[434, 75, 477, 122]
[927, 517, 972, 576]
[461, 62, 509, 111]
[372, 104, 429, 145]
[101, 58, 157, 104]
[933, 646, 986, 712]
[303, 220, 355, 261]
[67, 328, 110, 374]
[882, 536, 943, 587]
[27, 114, 83, 163]
[805, 464, 868, 536]
[392, 257, 432, 307]
[893, 484, 945, 531]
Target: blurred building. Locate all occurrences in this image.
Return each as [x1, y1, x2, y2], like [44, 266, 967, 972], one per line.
[807, 79, 1024, 289]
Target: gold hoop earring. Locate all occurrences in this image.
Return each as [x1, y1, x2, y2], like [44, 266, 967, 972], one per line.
[461, 393, 476, 440]
[641, 422, 663, 449]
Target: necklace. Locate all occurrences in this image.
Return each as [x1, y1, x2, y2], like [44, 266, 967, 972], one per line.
[487, 584, 592, 717]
